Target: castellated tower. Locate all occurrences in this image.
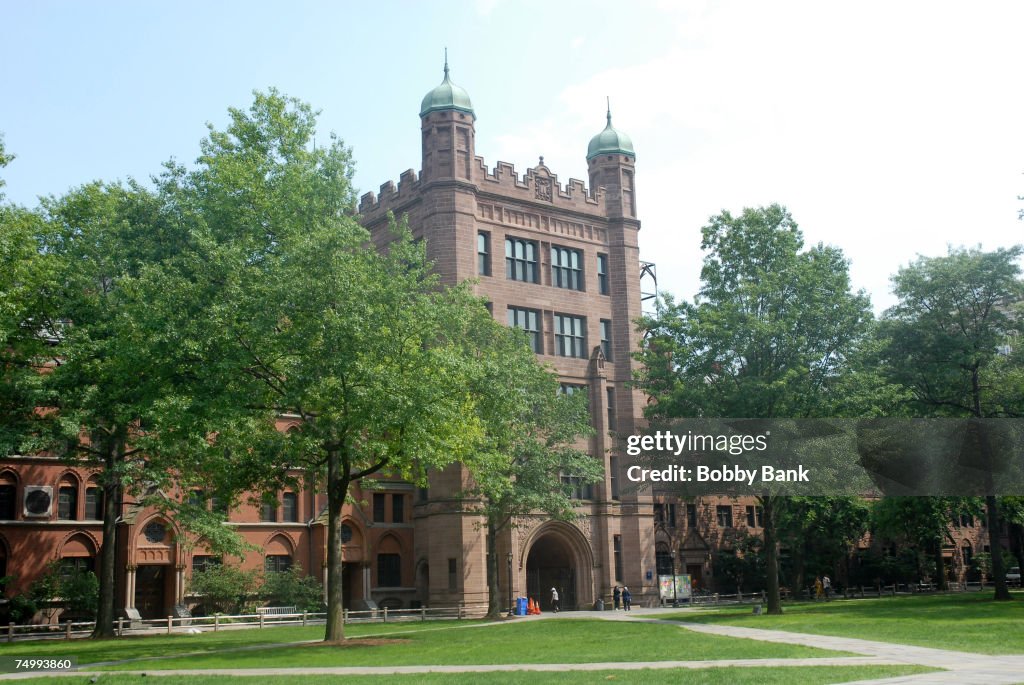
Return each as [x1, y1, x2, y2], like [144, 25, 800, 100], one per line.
[358, 62, 656, 611]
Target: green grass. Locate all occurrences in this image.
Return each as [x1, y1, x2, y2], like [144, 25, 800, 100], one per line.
[97, 619, 846, 670]
[13, 665, 939, 684]
[0, 620, 471, 665]
[676, 591, 1024, 654]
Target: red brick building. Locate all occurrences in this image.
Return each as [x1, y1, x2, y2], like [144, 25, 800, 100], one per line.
[1, 64, 999, 623]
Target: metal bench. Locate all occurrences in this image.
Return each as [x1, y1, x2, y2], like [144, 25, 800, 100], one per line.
[256, 606, 297, 616]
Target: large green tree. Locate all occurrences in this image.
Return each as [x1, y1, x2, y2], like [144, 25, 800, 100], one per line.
[637, 204, 873, 614]
[459, 316, 600, 617]
[879, 245, 1024, 600]
[145, 90, 488, 642]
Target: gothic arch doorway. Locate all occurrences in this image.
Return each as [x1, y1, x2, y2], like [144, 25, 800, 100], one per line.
[524, 523, 593, 611]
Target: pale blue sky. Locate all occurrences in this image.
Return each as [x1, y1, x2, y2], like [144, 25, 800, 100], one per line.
[3, 1, 1023, 310]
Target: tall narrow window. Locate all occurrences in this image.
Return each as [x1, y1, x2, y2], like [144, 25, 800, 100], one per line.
[600, 319, 612, 360]
[448, 558, 458, 591]
[505, 237, 538, 283]
[613, 535, 623, 582]
[260, 498, 277, 523]
[377, 553, 402, 587]
[609, 456, 620, 500]
[477, 232, 491, 276]
[85, 487, 103, 520]
[551, 246, 583, 290]
[282, 492, 298, 523]
[392, 494, 405, 523]
[667, 503, 677, 529]
[58, 485, 77, 520]
[554, 314, 586, 358]
[508, 307, 541, 353]
[597, 254, 609, 295]
[686, 503, 697, 528]
[606, 387, 616, 430]
[558, 383, 586, 398]
[0, 483, 16, 520]
[373, 493, 386, 523]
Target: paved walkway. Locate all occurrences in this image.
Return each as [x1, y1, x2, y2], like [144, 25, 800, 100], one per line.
[2, 607, 1022, 683]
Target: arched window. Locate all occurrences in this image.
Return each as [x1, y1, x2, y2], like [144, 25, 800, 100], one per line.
[264, 535, 293, 573]
[0, 472, 17, 520]
[84, 477, 103, 520]
[57, 477, 79, 521]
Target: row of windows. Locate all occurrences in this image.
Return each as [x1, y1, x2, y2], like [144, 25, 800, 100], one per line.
[260, 492, 300, 523]
[372, 493, 406, 524]
[0, 483, 104, 521]
[654, 503, 764, 530]
[506, 307, 613, 360]
[478, 233, 610, 295]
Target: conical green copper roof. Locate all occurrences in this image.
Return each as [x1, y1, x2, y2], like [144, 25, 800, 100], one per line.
[420, 55, 475, 118]
[587, 100, 634, 160]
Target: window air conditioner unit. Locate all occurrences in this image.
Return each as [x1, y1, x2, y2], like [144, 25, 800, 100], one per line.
[24, 485, 53, 517]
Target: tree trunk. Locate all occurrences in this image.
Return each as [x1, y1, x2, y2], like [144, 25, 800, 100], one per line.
[792, 540, 806, 600]
[92, 437, 122, 639]
[324, 447, 351, 641]
[985, 495, 1012, 601]
[485, 519, 501, 619]
[762, 496, 782, 614]
[933, 540, 947, 591]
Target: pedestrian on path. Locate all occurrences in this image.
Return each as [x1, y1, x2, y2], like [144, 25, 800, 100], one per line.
[551, 587, 560, 612]
[613, 585, 621, 610]
[622, 586, 632, 611]
[823, 575, 832, 600]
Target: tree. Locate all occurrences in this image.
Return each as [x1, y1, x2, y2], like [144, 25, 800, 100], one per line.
[779, 496, 870, 596]
[880, 246, 1024, 600]
[459, 314, 600, 617]
[637, 204, 874, 614]
[871, 497, 976, 590]
[145, 90, 488, 642]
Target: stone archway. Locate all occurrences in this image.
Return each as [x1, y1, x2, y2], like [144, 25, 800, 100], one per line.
[523, 522, 594, 611]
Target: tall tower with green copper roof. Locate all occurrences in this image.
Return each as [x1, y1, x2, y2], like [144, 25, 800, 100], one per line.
[587, 99, 636, 219]
[420, 52, 476, 184]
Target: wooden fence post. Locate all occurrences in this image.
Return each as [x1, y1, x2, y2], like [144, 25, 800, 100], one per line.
[167, 616, 173, 634]
[65, 620, 72, 640]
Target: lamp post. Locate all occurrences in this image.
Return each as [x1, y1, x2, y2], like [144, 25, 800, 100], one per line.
[507, 552, 514, 616]
[670, 549, 678, 607]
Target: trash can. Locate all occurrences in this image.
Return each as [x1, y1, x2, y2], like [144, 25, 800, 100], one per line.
[594, 598, 605, 611]
[516, 597, 528, 616]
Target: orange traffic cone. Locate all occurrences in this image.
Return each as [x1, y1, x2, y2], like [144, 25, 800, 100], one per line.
[528, 598, 539, 614]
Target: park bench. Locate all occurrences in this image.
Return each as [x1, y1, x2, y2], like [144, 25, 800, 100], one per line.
[256, 606, 297, 616]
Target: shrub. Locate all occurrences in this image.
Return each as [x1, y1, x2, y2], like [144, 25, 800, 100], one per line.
[189, 565, 259, 615]
[260, 564, 323, 611]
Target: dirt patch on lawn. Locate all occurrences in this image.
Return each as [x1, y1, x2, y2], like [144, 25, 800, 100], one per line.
[304, 638, 408, 648]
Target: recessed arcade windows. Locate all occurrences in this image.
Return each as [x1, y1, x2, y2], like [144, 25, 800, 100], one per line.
[505, 237, 538, 283]
[551, 246, 583, 291]
[508, 306, 541, 353]
[554, 314, 586, 359]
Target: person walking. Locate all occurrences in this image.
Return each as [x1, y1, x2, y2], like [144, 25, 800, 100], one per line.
[823, 575, 832, 600]
[550, 587, 560, 612]
[622, 586, 632, 611]
[613, 585, 621, 611]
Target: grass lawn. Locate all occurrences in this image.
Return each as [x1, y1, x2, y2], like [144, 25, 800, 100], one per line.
[13, 665, 939, 684]
[0, 620, 470, 665]
[91, 619, 848, 670]
[676, 591, 1024, 654]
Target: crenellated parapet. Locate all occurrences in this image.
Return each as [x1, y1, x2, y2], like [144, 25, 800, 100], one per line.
[358, 168, 423, 220]
[475, 156, 606, 217]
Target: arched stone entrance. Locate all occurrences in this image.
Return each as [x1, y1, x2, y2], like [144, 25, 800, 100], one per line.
[524, 522, 594, 611]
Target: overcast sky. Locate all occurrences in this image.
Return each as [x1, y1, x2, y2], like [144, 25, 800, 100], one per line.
[3, 0, 1022, 312]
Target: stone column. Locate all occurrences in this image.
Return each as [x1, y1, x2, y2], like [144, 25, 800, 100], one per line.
[125, 565, 136, 609]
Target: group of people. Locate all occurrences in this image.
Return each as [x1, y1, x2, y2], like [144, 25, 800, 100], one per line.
[813, 574, 833, 600]
[611, 585, 632, 611]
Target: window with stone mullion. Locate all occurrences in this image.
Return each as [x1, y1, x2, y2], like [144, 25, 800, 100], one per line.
[551, 246, 583, 290]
